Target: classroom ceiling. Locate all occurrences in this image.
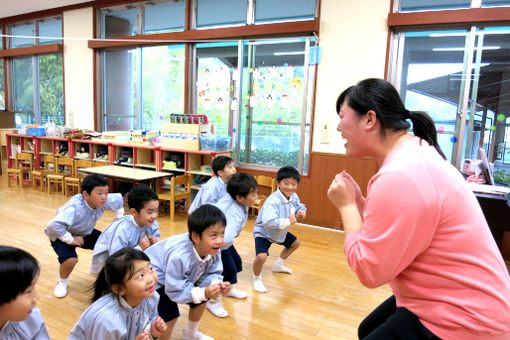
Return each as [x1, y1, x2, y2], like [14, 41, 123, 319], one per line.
[1, 0, 92, 19]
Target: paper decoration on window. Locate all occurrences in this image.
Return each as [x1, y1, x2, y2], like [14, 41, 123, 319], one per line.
[253, 67, 261, 80]
[216, 97, 224, 110]
[490, 126, 496, 131]
[258, 121, 262, 126]
[265, 95, 274, 109]
[280, 94, 289, 109]
[437, 126, 444, 133]
[233, 67, 240, 81]
[450, 136, 457, 143]
[230, 98, 238, 111]
[249, 94, 258, 108]
[497, 114, 505, 121]
[285, 64, 294, 79]
[277, 118, 282, 124]
[269, 64, 278, 78]
[204, 98, 212, 111]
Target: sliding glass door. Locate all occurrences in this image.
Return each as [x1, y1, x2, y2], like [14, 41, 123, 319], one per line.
[389, 26, 510, 182]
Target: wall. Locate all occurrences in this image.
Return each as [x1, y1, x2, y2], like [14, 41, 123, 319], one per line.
[312, 0, 390, 154]
[63, 7, 95, 130]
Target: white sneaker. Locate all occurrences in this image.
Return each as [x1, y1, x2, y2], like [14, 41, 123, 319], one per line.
[253, 278, 268, 293]
[53, 281, 68, 298]
[206, 300, 228, 318]
[225, 287, 248, 299]
[182, 330, 214, 340]
[272, 263, 293, 274]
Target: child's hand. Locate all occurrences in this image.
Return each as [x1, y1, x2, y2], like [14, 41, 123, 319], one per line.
[289, 213, 297, 225]
[205, 283, 221, 299]
[135, 330, 150, 340]
[70, 236, 84, 247]
[151, 316, 167, 337]
[219, 281, 231, 295]
[148, 235, 158, 245]
[296, 210, 306, 220]
[139, 236, 151, 250]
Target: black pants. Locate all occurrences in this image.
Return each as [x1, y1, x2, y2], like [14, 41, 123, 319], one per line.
[359, 296, 441, 340]
[221, 245, 242, 284]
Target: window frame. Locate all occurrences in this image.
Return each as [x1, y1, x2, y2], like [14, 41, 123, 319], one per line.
[92, 0, 320, 174]
[387, 5, 510, 175]
[0, 17, 63, 124]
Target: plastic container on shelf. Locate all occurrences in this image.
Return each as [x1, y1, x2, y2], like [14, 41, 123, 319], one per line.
[26, 127, 46, 136]
[200, 135, 231, 151]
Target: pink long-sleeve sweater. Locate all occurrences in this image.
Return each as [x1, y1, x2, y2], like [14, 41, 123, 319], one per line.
[344, 137, 510, 340]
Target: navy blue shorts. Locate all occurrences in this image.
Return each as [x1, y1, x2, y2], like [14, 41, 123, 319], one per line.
[157, 286, 206, 322]
[221, 245, 242, 284]
[255, 232, 297, 255]
[50, 229, 101, 264]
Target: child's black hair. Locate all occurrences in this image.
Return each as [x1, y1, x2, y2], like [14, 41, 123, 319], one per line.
[276, 166, 300, 183]
[0, 246, 40, 304]
[211, 156, 234, 176]
[81, 174, 109, 195]
[92, 247, 151, 302]
[127, 185, 159, 212]
[226, 172, 257, 200]
[187, 204, 226, 241]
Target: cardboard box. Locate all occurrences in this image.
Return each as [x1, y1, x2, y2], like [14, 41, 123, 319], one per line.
[161, 123, 210, 151]
[0, 129, 18, 146]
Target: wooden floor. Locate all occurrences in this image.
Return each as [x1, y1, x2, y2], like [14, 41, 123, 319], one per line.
[0, 176, 394, 339]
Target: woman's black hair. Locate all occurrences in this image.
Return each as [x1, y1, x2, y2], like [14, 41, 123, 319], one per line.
[336, 78, 446, 159]
[92, 247, 151, 302]
[187, 204, 226, 242]
[0, 246, 40, 304]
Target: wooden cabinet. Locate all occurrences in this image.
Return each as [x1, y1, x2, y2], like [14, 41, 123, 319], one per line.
[6, 134, 231, 190]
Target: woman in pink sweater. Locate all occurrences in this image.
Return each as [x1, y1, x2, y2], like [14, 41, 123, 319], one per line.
[327, 78, 510, 340]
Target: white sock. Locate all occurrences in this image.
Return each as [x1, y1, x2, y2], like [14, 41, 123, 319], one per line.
[58, 277, 69, 284]
[186, 320, 199, 335]
[274, 257, 285, 267]
[253, 273, 262, 281]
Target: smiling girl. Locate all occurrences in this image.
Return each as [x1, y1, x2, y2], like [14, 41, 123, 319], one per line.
[69, 247, 166, 340]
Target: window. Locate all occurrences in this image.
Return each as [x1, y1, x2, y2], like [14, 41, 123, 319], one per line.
[101, 0, 185, 38]
[38, 18, 62, 45]
[98, 1, 317, 173]
[255, 0, 316, 24]
[389, 26, 510, 184]
[193, 38, 315, 173]
[6, 17, 64, 126]
[101, 45, 185, 131]
[397, 0, 510, 11]
[196, 0, 247, 28]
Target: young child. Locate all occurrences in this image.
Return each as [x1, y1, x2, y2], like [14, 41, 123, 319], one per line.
[44, 174, 124, 298]
[188, 156, 236, 214]
[90, 186, 160, 273]
[145, 204, 230, 340]
[69, 247, 167, 340]
[207, 172, 258, 318]
[252, 166, 307, 293]
[0, 246, 50, 340]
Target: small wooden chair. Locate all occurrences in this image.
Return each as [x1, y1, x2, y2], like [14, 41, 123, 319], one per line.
[159, 174, 191, 221]
[31, 155, 56, 191]
[7, 153, 34, 188]
[64, 159, 92, 196]
[47, 157, 74, 195]
[250, 175, 276, 215]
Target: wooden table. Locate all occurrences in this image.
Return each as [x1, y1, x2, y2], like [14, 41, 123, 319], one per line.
[80, 165, 171, 190]
[469, 183, 510, 249]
